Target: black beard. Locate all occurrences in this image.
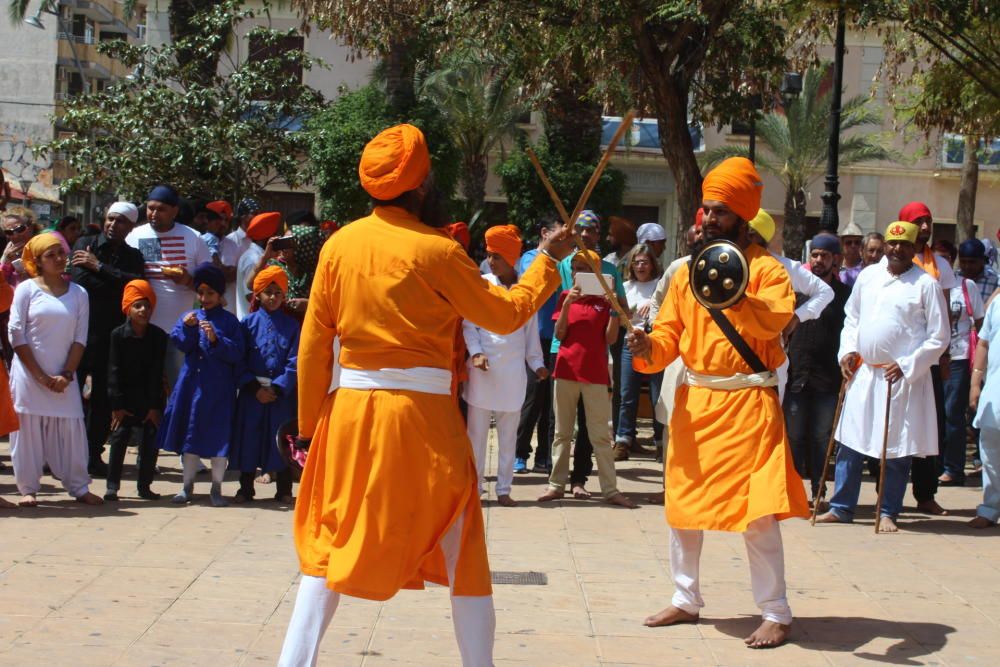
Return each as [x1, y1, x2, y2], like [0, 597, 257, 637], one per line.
[419, 186, 450, 229]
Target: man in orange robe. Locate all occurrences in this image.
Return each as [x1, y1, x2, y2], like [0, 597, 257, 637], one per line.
[278, 124, 571, 666]
[627, 157, 809, 649]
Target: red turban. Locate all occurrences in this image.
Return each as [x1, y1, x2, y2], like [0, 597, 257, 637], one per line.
[702, 157, 763, 223]
[695, 208, 704, 229]
[446, 222, 471, 252]
[253, 264, 289, 295]
[898, 201, 932, 223]
[608, 216, 637, 246]
[485, 224, 522, 268]
[206, 200, 233, 221]
[247, 212, 282, 241]
[358, 124, 431, 201]
[121, 279, 156, 316]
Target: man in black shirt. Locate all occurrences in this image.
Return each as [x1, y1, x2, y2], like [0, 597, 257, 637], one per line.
[783, 233, 852, 502]
[69, 202, 145, 476]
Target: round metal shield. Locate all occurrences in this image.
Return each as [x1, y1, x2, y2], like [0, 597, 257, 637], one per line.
[689, 240, 749, 310]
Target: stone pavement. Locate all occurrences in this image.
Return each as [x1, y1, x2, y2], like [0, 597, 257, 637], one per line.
[1, 431, 999, 666]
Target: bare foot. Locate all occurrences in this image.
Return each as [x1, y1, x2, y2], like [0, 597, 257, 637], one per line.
[916, 499, 948, 515]
[537, 489, 564, 502]
[969, 516, 995, 529]
[646, 491, 665, 505]
[18, 494, 38, 507]
[571, 484, 591, 499]
[744, 619, 791, 648]
[877, 516, 899, 533]
[0, 497, 18, 509]
[643, 605, 699, 627]
[607, 492, 637, 508]
[497, 494, 517, 507]
[814, 511, 845, 524]
[76, 492, 104, 506]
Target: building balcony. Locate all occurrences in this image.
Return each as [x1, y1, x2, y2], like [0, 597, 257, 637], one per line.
[58, 38, 113, 79]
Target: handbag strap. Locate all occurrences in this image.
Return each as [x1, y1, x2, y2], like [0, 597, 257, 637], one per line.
[707, 307, 768, 374]
[962, 279, 974, 317]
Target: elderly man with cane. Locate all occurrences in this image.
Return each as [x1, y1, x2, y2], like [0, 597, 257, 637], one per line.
[817, 221, 948, 533]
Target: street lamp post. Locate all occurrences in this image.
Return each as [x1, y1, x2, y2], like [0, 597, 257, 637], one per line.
[747, 93, 763, 163]
[819, 1, 847, 233]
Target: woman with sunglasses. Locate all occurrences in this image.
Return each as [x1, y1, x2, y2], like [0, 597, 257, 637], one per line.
[8, 233, 102, 507]
[1, 206, 37, 288]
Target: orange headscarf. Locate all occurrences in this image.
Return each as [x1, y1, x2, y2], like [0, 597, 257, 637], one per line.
[21, 233, 63, 277]
[445, 222, 471, 252]
[484, 224, 522, 268]
[702, 157, 763, 223]
[573, 249, 601, 266]
[206, 200, 233, 222]
[253, 264, 289, 295]
[247, 212, 282, 241]
[121, 279, 157, 316]
[358, 124, 431, 201]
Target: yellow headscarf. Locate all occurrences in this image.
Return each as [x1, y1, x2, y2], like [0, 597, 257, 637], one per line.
[21, 233, 63, 277]
[885, 221, 918, 243]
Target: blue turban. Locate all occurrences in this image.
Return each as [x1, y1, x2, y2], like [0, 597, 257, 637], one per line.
[237, 197, 261, 217]
[959, 238, 986, 259]
[811, 233, 842, 255]
[576, 210, 601, 228]
[147, 184, 179, 207]
[192, 262, 226, 296]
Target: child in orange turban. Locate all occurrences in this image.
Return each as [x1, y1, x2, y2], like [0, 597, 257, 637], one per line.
[484, 224, 522, 270]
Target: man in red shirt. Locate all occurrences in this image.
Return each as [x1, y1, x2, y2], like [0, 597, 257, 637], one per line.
[539, 249, 635, 508]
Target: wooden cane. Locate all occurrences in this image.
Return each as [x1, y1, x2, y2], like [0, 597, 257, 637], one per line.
[874, 377, 896, 534]
[810, 375, 852, 525]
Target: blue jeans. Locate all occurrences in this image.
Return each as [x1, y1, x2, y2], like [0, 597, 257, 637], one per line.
[829, 445, 912, 520]
[616, 344, 664, 443]
[941, 359, 971, 479]
[783, 389, 839, 498]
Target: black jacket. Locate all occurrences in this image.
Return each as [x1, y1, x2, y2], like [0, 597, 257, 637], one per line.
[786, 277, 851, 394]
[107, 321, 168, 414]
[69, 233, 145, 343]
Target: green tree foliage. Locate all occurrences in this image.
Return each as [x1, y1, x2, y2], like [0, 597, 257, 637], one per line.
[38, 0, 324, 202]
[303, 83, 459, 224]
[702, 64, 899, 259]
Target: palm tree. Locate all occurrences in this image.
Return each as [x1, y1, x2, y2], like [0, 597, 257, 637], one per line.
[417, 50, 527, 219]
[703, 63, 899, 259]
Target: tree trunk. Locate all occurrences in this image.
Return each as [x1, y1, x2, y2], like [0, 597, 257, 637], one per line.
[461, 155, 488, 219]
[782, 184, 808, 261]
[384, 37, 416, 116]
[956, 135, 979, 243]
[655, 93, 702, 257]
[543, 81, 603, 164]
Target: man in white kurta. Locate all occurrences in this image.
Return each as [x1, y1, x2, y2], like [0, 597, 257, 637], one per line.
[818, 221, 949, 532]
[464, 225, 548, 507]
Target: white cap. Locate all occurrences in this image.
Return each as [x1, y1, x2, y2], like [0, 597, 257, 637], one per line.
[637, 222, 666, 243]
[108, 201, 139, 224]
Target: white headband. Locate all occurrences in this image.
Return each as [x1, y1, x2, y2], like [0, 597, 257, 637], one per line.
[108, 201, 139, 224]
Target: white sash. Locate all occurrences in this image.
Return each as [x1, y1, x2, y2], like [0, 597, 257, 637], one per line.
[326, 337, 451, 396]
[685, 368, 778, 391]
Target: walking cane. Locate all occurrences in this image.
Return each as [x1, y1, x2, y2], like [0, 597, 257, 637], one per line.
[810, 376, 851, 525]
[873, 377, 896, 534]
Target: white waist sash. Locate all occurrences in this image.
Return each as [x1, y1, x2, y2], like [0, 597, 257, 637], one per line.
[685, 369, 778, 391]
[337, 367, 452, 396]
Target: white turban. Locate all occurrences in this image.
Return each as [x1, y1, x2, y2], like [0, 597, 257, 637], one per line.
[108, 201, 139, 224]
[637, 222, 666, 243]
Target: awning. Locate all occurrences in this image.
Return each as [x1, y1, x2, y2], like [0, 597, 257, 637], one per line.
[1, 169, 63, 205]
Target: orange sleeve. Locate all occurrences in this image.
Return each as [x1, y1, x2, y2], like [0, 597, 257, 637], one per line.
[434, 247, 560, 336]
[634, 268, 684, 374]
[0, 274, 12, 313]
[727, 260, 794, 341]
[297, 240, 339, 438]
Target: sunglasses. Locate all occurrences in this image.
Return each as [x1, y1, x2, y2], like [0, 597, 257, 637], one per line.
[3, 224, 28, 237]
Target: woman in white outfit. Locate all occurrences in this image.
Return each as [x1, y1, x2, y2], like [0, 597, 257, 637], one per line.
[8, 232, 101, 506]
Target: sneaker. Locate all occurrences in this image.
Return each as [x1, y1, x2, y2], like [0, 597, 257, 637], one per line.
[103, 490, 119, 502]
[532, 461, 552, 474]
[513, 458, 528, 474]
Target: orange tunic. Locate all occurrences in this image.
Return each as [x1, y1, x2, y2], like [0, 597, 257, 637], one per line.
[0, 275, 17, 435]
[294, 205, 560, 600]
[635, 243, 809, 531]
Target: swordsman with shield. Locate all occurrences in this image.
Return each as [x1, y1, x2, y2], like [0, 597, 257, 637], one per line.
[627, 157, 809, 648]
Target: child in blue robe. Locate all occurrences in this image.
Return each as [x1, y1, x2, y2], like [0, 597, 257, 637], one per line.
[158, 263, 244, 506]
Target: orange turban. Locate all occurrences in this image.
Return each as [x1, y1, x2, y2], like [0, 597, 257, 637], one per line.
[446, 222, 471, 252]
[253, 264, 289, 295]
[206, 200, 233, 221]
[702, 157, 763, 223]
[358, 124, 431, 200]
[121, 279, 156, 316]
[21, 233, 63, 277]
[485, 224, 522, 268]
[247, 212, 282, 241]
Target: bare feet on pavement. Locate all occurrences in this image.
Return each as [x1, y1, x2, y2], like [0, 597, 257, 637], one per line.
[744, 620, 791, 648]
[18, 494, 38, 507]
[76, 492, 104, 505]
[814, 511, 844, 523]
[497, 494, 517, 507]
[916, 499, 948, 515]
[877, 516, 899, 533]
[607, 492, 637, 508]
[0, 497, 17, 509]
[969, 516, 995, 529]
[571, 484, 591, 499]
[646, 491, 665, 505]
[643, 606, 699, 627]
[537, 489, 564, 502]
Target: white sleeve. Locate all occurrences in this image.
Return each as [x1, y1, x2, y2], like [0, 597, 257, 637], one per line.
[936, 255, 959, 290]
[789, 260, 835, 322]
[898, 279, 950, 381]
[969, 279, 986, 320]
[462, 318, 484, 358]
[837, 277, 861, 361]
[8, 282, 30, 348]
[649, 271, 670, 321]
[74, 286, 90, 346]
[524, 314, 544, 371]
[192, 232, 213, 267]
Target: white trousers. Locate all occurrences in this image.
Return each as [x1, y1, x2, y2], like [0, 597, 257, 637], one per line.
[10, 413, 91, 497]
[466, 406, 519, 497]
[669, 515, 792, 625]
[278, 515, 496, 667]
